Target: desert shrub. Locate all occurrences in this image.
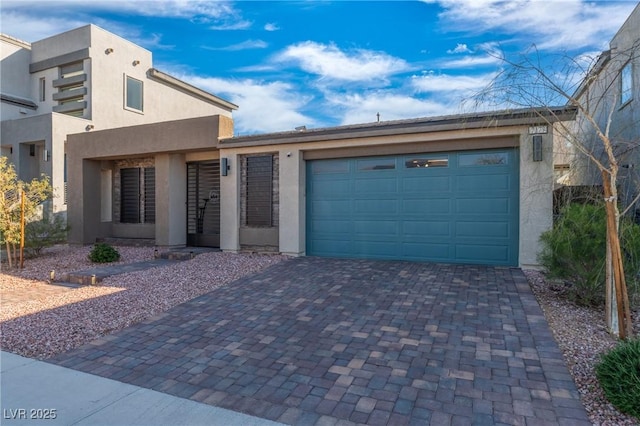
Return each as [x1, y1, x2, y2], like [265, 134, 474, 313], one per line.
[88, 243, 120, 263]
[538, 203, 640, 307]
[25, 215, 68, 256]
[595, 338, 640, 419]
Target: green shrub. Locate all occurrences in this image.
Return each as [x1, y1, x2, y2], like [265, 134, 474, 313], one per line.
[595, 338, 640, 419]
[88, 243, 120, 263]
[538, 203, 640, 307]
[25, 215, 69, 256]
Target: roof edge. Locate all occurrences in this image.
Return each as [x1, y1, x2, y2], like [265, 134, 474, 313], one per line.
[147, 68, 238, 112]
[1, 93, 38, 109]
[222, 106, 577, 147]
[0, 34, 31, 49]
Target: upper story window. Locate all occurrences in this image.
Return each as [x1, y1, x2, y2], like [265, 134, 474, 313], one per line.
[125, 75, 143, 112]
[621, 61, 633, 106]
[39, 78, 46, 102]
[53, 61, 86, 117]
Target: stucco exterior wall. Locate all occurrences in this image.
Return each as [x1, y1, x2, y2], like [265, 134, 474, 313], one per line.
[219, 124, 557, 267]
[66, 115, 232, 245]
[0, 35, 33, 120]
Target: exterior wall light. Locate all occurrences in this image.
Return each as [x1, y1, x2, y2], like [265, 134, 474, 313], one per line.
[221, 158, 230, 176]
[532, 135, 543, 162]
[105, 48, 114, 55]
[85, 124, 94, 131]
[132, 60, 140, 66]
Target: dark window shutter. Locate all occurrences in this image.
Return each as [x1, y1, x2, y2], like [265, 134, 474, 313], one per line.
[144, 168, 155, 223]
[120, 168, 140, 223]
[246, 155, 273, 226]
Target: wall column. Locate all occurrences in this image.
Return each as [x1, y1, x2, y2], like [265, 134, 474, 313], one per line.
[155, 153, 186, 247]
[279, 149, 305, 256]
[220, 152, 240, 252]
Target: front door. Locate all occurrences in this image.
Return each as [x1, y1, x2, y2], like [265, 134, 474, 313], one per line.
[187, 160, 220, 247]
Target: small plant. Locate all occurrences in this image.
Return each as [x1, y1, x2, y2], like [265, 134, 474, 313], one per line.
[88, 243, 120, 263]
[595, 338, 640, 419]
[538, 203, 640, 307]
[25, 215, 69, 256]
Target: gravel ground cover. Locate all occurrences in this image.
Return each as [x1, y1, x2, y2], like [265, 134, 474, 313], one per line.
[525, 270, 640, 426]
[0, 245, 287, 359]
[1, 247, 638, 425]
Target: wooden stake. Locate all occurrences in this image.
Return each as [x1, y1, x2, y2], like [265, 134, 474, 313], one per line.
[19, 190, 25, 269]
[602, 171, 633, 339]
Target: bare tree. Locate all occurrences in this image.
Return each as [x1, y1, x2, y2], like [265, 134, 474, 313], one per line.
[475, 43, 639, 339]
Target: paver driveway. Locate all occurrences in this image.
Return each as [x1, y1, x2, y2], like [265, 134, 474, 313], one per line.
[50, 258, 590, 425]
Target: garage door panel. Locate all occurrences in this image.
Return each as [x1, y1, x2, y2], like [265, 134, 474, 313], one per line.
[306, 149, 519, 266]
[354, 220, 398, 236]
[354, 177, 398, 193]
[353, 241, 399, 258]
[457, 198, 510, 214]
[354, 199, 397, 214]
[457, 174, 511, 191]
[402, 221, 450, 237]
[456, 221, 510, 238]
[456, 244, 509, 263]
[310, 219, 351, 234]
[403, 176, 451, 192]
[403, 198, 451, 214]
[311, 180, 352, 196]
[402, 242, 452, 259]
[311, 200, 352, 215]
[311, 240, 352, 256]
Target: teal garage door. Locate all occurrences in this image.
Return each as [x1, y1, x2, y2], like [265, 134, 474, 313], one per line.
[306, 149, 519, 266]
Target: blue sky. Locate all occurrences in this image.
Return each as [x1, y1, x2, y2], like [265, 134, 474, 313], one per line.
[1, 1, 637, 135]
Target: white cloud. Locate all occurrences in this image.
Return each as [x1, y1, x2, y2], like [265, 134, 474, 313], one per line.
[424, 0, 637, 51]
[208, 20, 253, 31]
[447, 43, 471, 54]
[3, 0, 237, 19]
[179, 75, 316, 134]
[202, 39, 268, 51]
[412, 73, 495, 93]
[264, 23, 279, 32]
[328, 92, 456, 126]
[275, 41, 410, 83]
[0, 10, 87, 42]
[440, 54, 503, 69]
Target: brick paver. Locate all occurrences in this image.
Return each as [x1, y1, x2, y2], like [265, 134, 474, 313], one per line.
[49, 258, 591, 425]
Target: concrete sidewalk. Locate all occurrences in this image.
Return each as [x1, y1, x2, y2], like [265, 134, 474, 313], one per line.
[0, 351, 283, 426]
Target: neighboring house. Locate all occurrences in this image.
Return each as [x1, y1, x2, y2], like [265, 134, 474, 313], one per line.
[1, 25, 237, 219]
[557, 3, 639, 218]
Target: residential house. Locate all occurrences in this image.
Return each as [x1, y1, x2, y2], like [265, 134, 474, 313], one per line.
[50, 28, 578, 268]
[1, 24, 237, 224]
[217, 107, 576, 268]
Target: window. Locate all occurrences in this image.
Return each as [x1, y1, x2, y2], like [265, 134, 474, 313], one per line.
[621, 61, 633, 105]
[357, 158, 396, 171]
[55, 62, 85, 116]
[245, 155, 273, 226]
[459, 152, 508, 166]
[125, 76, 143, 112]
[405, 158, 448, 168]
[39, 78, 46, 102]
[120, 167, 155, 223]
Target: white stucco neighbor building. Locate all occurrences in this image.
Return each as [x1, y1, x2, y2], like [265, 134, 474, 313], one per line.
[1, 24, 237, 216]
